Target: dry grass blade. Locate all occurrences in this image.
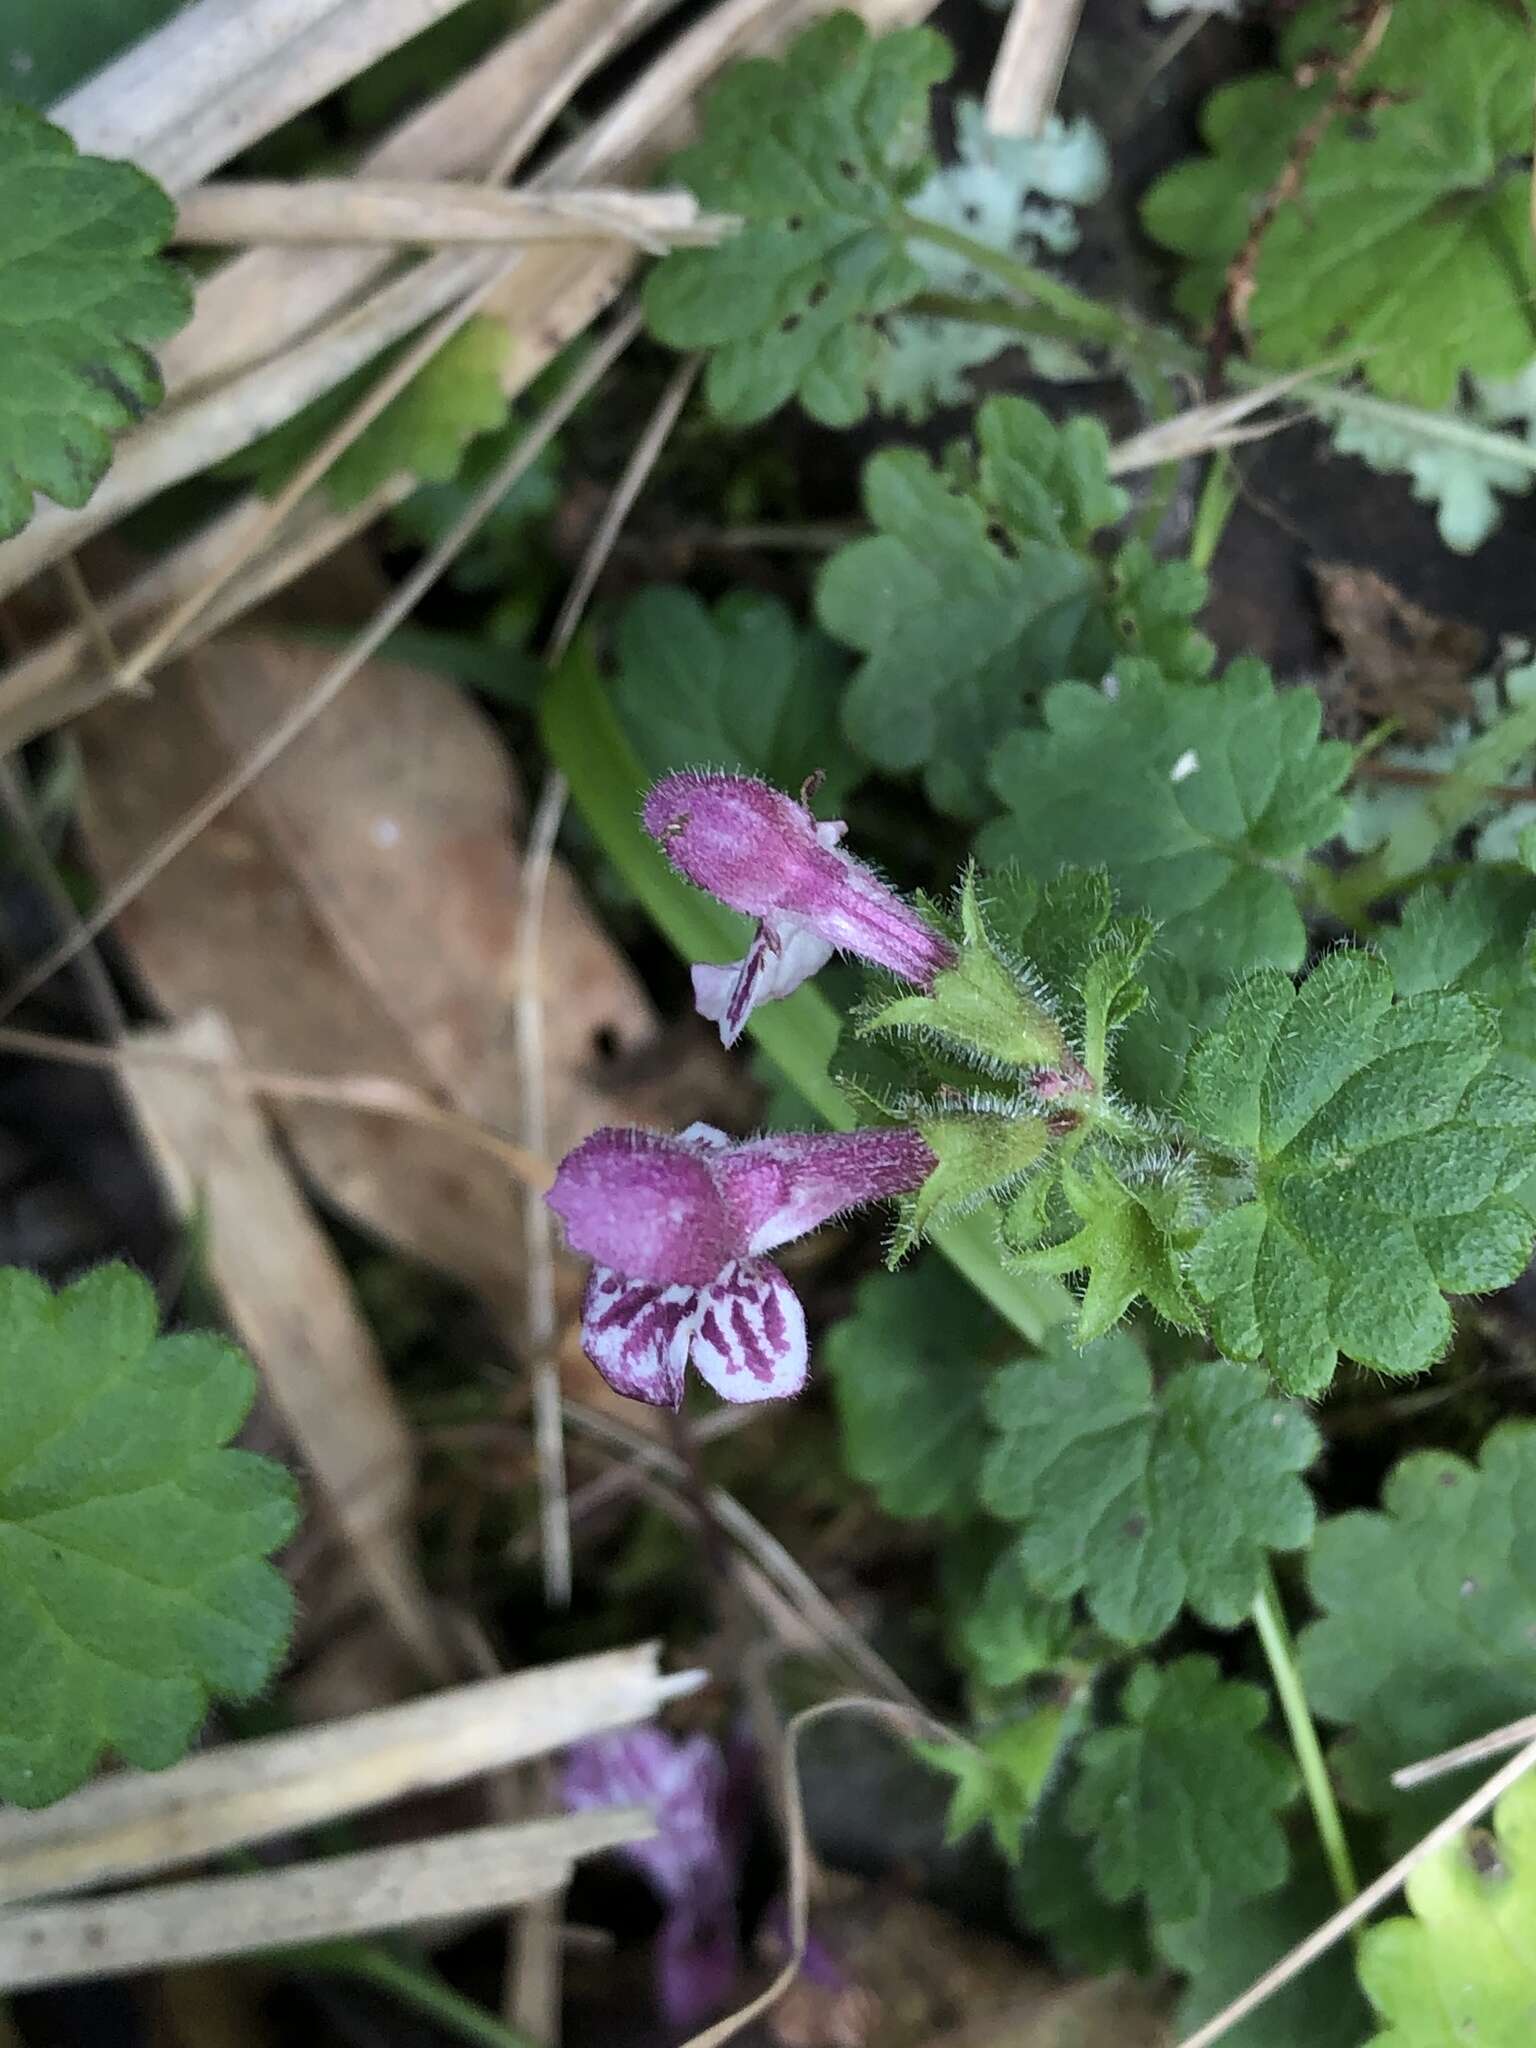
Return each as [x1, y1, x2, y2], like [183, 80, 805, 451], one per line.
[0, 308, 640, 1022]
[0, 1645, 702, 1907]
[174, 181, 735, 250]
[1392, 1711, 1536, 1788]
[54, 0, 513, 194]
[1107, 371, 1318, 474]
[0, 1025, 550, 1187]
[161, 0, 673, 394]
[0, 1810, 649, 1992]
[983, 0, 1086, 139]
[1175, 1730, 1536, 2048]
[118, 1009, 451, 1682]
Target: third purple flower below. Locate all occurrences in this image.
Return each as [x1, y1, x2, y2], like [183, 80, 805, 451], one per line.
[643, 771, 955, 1045]
[546, 1120, 935, 1406]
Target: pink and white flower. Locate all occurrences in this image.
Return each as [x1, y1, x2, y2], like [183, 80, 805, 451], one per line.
[643, 771, 955, 1045]
[563, 1727, 740, 2028]
[546, 1120, 935, 1406]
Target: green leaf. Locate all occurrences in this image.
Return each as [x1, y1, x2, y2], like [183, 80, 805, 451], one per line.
[1182, 949, 1536, 1393]
[0, 101, 191, 539]
[1357, 1770, 1536, 2047]
[1012, 1760, 1154, 1976]
[1162, 1856, 1371, 2048]
[950, 1536, 1078, 1689]
[982, 657, 1350, 989]
[820, 396, 1208, 817]
[1299, 1425, 1536, 1845]
[608, 586, 861, 810]
[1067, 1656, 1295, 1928]
[0, 1265, 298, 1808]
[920, 1704, 1073, 1862]
[224, 316, 511, 511]
[824, 1259, 1000, 1521]
[1381, 870, 1536, 1086]
[644, 13, 951, 426]
[981, 1341, 1317, 1643]
[1004, 1157, 1200, 1341]
[389, 406, 561, 594]
[3, 3, 184, 108]
[1141, 0, 1536, 407]
[1317, 384, 1536, 556]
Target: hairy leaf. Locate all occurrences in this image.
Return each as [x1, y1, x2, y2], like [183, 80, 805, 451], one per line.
[0, 1266, 298, 1808]
[981, 1341, 1317, 1643]
[1381, 870, 1536, 1086]
[819, 397, 1210, 816]
[644, 13, 951, 425]
[1067, 1656, 1295, 1927]
[0, 102, 190, 538]
[982, 658, 1350, 988]
[824, 1259, 999, 1521]
[609, 587, 860, 809]
[1182, 950, 1536, 1393]
[1003, 1158, 1201, 1342]
[1141, 0, 1536, 406]
[1299, 1425, 1536, 1844]
[1357, 1770, 1536, 2047]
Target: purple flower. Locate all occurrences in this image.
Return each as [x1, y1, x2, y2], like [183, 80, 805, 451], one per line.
[643, 772, 955, 1046]
[546, 1120, 935, 1406]
[563, 1727, 740, 2029]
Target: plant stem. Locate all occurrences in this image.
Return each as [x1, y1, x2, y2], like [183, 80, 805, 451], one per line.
[305, 1941, 543, 2048]
[902, 214, 1162, 354]
[1251, 1570, 1358, 1912]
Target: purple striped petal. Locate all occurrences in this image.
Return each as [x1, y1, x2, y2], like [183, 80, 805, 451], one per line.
[548, 1125, 733, 1286]
[581, 1265, 699, 1408]
[713, 1127, 937, 1256]
[692, 920, 836, 1047]
[688, 1259, 808, 1402]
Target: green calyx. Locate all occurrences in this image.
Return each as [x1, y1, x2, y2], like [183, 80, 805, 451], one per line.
[903, 1106, 1056, 1249]
[863, 868, 1082, 1081]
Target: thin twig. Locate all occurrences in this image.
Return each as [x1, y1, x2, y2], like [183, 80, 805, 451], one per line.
[1175, 1731, 1536, 2048]
[54, 558, 133, 697]
[518, 353, 701, 1616]
[1206, 0, 1394, 384]
[0, 1023, 550, 1187]
[0, 309, 642, 1024]
[1392, 1712, 1536, 1789]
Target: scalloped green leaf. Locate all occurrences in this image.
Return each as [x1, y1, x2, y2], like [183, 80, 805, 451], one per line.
[1066, 1655, 1295, 1928]
[981, 1341, 1317, 1643]
[824, 1258, 1000, 1522]
[643, 12, 951, 426]
[1182, 950, 1536, 1394]
[608, 586, 860, 810]
[982, 657, 1350, 990]
[1299, 1425, 1536, 1847]
[1141, 0, 1536, 407]
[0, 1265, 298, 1808]
[818, 396, 1209, 817]
[0, 100, 191, 538]
[1358, 1769, 1536, 2046]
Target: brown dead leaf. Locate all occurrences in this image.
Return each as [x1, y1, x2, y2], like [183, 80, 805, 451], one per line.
[76, 634, 657, 1327]
[1314, 562, 1484, 741]
[118, 1009, 450, 1681]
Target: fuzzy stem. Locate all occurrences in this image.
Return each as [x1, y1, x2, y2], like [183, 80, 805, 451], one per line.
[901, 214, 1166, 354]
[1251, 1569, 1359, 1912]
